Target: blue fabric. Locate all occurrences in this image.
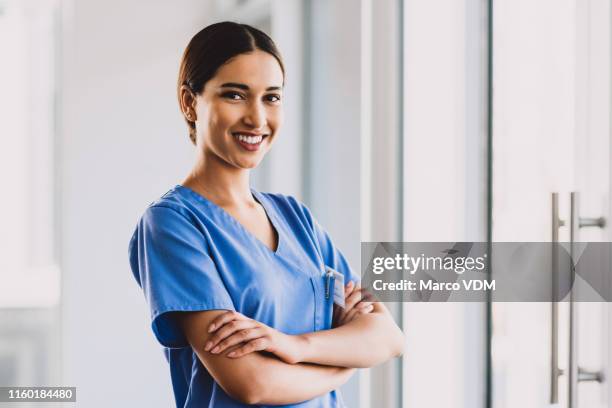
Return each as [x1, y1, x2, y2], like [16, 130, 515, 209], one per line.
[128, 185, 359, 408]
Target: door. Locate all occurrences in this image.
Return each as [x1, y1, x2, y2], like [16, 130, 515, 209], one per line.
[490, 0, 611, 407]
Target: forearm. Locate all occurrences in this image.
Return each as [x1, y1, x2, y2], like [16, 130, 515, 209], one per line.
[298, 303, 405, 368]
[253, 354, 355, 405]
[195, 342, 354, 405]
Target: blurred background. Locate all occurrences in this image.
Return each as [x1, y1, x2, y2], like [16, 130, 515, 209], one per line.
[0, 0, 611, 407]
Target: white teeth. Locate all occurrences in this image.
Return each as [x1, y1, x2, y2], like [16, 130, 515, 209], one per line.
[235, 134, 263, 144]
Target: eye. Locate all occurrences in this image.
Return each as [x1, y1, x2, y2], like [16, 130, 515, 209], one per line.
[221, 91, 245, 101]
[265, 94, 282, 103]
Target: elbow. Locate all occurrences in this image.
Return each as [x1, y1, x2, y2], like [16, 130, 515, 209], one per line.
[379, 317, 405, 360]
[226, 384, 263, 405]
[224, 380, 264, 405]
[223, 372, 270, 405]
[361, 326, 405, 368]
[361, 316, 405, 367]
[390, 326, 405, 358]
[230, 389, 263, 406]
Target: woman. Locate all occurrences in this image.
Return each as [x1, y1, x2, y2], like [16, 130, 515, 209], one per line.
[128, 22, 404, 407]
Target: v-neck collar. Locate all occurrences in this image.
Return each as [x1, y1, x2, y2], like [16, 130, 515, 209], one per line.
[175, 184, 282, 256]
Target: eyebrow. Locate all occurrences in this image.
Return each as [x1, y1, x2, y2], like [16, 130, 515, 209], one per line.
[220, 82, 282, 92]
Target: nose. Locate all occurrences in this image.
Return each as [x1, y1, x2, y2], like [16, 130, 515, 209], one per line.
[242, 100, 267, 130]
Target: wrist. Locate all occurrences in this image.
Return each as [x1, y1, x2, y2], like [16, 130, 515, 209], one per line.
[293, 332, 313, 363]
[271, 331, 309, 364]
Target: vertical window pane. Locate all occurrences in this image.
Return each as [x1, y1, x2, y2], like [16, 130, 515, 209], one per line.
[0, 0, 59, 307]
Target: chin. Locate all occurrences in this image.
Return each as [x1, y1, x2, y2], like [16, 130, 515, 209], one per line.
[235, 157, 264, 170]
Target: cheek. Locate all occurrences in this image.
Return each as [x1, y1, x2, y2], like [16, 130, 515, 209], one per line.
[208, 104, 241, 134]
[269, 108, 283, 132]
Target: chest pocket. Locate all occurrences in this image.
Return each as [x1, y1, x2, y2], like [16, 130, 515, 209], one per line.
[283, 232, 336, 331]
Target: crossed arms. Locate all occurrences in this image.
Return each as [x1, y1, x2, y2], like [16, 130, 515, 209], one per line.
[177, 283, 405, 405]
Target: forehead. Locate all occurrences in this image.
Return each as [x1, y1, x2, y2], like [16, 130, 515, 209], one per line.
[210, 50, 284, 89]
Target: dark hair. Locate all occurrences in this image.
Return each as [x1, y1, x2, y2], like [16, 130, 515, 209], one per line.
[177, 21, 285, 144]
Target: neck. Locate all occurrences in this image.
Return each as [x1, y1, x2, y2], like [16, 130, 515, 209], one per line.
[182, 150, 254, 206]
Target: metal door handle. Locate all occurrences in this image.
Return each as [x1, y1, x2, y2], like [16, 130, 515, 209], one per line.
[578, 367, 604, 383]
[550, 192, 565, 405]
[579, 217, 606, 228]
[568, 192, 607, 408]
[568, 192, 579, 408]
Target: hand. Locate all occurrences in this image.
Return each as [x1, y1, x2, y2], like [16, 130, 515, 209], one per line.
[333, 281, 375, 328]
[204, 311, 303, 364]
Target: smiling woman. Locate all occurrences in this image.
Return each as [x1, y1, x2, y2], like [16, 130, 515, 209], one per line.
[128, 21, 404, 408]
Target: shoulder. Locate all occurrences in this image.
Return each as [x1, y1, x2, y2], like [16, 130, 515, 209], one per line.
[139, 185, 210, 228]
[128, 187, 204, 255]
[147, 186, 195, 217]
[137, 188, 190, 228]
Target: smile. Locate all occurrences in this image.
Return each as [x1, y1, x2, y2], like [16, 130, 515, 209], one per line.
[232, 133, 268, 151]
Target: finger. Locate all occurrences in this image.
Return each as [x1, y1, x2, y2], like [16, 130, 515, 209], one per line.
[337, 284, 361, 313]
[355, 305, 374, 317]
[335, 310, 347, 325]
[344, 290, 361, 309]
[226, 337, 268, 358]
[343, 310, 360, 324]
[353, 304, 375, 319]
[344, 281, 355, 297]
[355, 301, 374, 310]
[211, 328, 264, 354]
[344, 288, 364, 311]
[338, 305, 354, 325]
[205, 320, 255, 351]
[359, 304, 374, 314]
[208, 310, 243, 333]
[343, 303, 371, 324]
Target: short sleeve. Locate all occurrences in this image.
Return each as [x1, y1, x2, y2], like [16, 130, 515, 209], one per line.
[128, 205, 235, 348]
[290, 197, 360, 286]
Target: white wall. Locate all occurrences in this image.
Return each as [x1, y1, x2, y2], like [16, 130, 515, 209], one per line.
[60, 1, 214, 406]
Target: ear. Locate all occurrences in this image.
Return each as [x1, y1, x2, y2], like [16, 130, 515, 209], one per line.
[179, 85, 197, 122]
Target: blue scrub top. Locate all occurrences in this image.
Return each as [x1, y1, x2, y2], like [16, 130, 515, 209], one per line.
[128, 185, 359, 408]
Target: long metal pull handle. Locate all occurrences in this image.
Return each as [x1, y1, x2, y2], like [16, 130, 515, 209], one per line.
[568, 192, 579, 408]
[568, 192, 607, 408]
[550, 192, 565, 405]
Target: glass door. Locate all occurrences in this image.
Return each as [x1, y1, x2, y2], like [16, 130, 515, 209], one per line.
[490, 0, 611, 407]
